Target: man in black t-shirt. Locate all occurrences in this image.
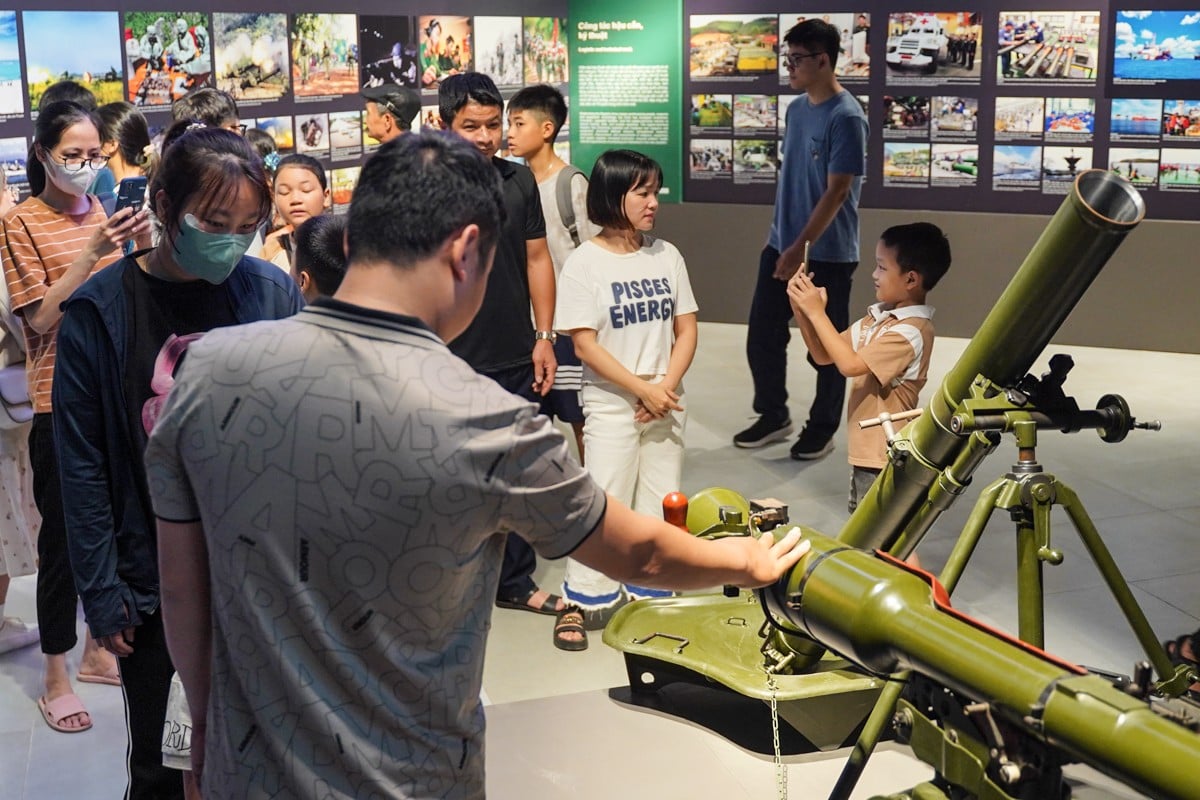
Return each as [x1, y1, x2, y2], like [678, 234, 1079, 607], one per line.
[439, 72, 564, 617]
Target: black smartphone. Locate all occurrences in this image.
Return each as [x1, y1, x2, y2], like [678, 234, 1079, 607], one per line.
[114, 176, 148, 215]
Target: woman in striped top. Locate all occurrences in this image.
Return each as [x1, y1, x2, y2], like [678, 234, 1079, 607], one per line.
[1, 99, 148, 734]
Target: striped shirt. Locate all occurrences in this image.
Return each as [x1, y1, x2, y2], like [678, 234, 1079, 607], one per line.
[2, 196, 118, 413]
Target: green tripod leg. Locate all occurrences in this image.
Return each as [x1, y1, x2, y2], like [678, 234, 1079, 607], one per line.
[1056, 483, 1192, 693]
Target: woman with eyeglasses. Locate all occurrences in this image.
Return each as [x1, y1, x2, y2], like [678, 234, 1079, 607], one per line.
[52, 120, 303, 798]
[1, 99, 149, 736]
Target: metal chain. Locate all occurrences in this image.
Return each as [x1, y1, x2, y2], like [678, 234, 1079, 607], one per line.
[767, 672, 787, 799]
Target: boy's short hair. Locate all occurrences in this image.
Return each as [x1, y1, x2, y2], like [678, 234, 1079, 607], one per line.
[880, 222, 952, 290]
[508, 84, 567, 140]
[172, 88, 239, 127]
[438, 72, 503, 127]
[294, 214, 348, 297]
[783, 19, 842, 69]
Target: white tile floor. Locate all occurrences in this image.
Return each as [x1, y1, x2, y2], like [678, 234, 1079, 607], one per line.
[1, 322, 1196, 799]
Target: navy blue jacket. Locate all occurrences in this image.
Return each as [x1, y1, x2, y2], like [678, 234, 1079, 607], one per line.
[53, 255, 304, 638]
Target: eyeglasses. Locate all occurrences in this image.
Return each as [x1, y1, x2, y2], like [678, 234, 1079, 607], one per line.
[224, 122, 247, 135]
[50, 153, 110, 171]
[784, 52, 825, 68]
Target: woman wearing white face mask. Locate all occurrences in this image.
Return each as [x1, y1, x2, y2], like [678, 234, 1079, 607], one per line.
[51, 120, 304, 799]
[1, 99, 149, 737]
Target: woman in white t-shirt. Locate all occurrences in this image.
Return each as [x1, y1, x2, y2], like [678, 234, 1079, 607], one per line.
[554, 150, 698, 650]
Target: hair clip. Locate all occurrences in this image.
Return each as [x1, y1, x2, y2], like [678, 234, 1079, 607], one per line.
[264, 151, 281, 172]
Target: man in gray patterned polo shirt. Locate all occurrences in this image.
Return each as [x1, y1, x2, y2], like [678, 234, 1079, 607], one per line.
[146, 132, 809, 800]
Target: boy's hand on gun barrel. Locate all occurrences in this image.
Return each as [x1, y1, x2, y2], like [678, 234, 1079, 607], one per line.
[787, 270, 827, 318]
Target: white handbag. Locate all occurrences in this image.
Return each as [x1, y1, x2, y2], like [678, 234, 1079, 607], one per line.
[0, 363, 31, 428]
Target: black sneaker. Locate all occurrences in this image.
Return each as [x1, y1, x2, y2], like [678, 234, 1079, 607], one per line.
[733, 416, 794, 448]
[790, 427, 834, 460]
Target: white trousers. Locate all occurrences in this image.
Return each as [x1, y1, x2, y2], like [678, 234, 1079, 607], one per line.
[563, 380, 686, 610]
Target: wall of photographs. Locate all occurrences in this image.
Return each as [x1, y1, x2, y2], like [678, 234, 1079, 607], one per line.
[684, 0, 1200, 219]
[1, 3, 1197, 220]
[0, 1, 567, 209]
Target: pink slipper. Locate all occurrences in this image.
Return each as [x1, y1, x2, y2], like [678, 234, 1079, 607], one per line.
[37, 693, 93, 733]
[77, 666, 121, 686]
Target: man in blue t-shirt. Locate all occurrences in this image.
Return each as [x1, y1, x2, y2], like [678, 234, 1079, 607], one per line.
[736, 20, 868, 459]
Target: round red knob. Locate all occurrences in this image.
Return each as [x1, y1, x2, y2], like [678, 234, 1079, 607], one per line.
[662, 491, 689, 530]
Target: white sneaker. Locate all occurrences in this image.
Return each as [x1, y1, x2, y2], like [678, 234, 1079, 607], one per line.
[0, 616, 40, 654]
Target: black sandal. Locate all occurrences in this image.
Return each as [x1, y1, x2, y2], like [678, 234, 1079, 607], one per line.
[553, 607, 588, 651]
[495, 587, 563, 616]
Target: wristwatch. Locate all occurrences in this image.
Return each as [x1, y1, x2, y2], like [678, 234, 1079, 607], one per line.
[534, 330, 558, 345]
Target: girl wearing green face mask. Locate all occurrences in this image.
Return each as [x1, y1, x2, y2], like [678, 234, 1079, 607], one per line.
[1, 99, 149, 739]
[50, 121, 304, 799]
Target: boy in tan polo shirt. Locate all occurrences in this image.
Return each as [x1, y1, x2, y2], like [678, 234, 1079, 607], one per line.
[787, 222, 951, 512]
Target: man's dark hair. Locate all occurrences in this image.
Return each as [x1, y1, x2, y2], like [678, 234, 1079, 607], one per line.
[349, 131, 505, 267]
[783, 19, 842, 69]
[880, 222, 952, 290]
[38, 81, 96, 112]
[294, 214, 348, 297]
[172, 87, 239, 126]
[507, 84, 568, 139]
[438, 72, 503, 127]
[586, 149, 662, 230]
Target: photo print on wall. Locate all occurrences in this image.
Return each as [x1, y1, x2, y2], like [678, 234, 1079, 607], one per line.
[125, 11, 212, 107]
[998, 10, 1100, 84]
[417, 15, 472, 90]
[360, 15, 419, 89]
[886, 11, 982, 84]
[524, 17, 569, 84]
[475, 17, 523, 88]
[213, 12, 290, 104]
[292, 14, 360, 99]
[24, 10, 123, 111]
[0, 12, 23, 118]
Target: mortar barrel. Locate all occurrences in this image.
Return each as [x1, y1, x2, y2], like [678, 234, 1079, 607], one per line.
[838, 170, 1144, 552]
